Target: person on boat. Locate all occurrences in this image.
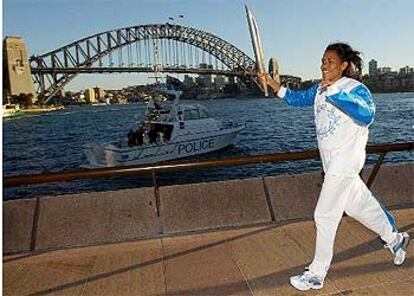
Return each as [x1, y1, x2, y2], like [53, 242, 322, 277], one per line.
[127, 125, 144, 147]
[135, 125, 144, 146]
[157, 131, 166, 144]
[154, 101, 162, 110]
[143, 129, 151, 145]
[265, 42, 410, 291]
[148, 127, 158, 143]
[127, 130, 135, 147]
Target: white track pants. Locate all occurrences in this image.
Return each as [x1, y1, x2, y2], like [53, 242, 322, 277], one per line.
[308, 144, 398, 278]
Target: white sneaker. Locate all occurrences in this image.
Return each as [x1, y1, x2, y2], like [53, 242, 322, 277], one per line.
[385, 232, 410, 266]
[290, 268, 324, 291]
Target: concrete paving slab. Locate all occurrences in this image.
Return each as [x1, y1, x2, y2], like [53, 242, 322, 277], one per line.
[3, 239, 165, 296]
[161, 226, 266, 257]
[328, 221, 410, 291]
[2, 264, 26, 296]
[161, 228, 266, 295]
[3, 198, 36, 254]
[82, 239, 165, 296]
[3, 254, 95, 296]
[229, 226, 340, 296]
[163, 243, 252, 295]
[282, 209, 414, 293]
[3, 208, 413, 296]
[35, 188, 158, 251]
[281, 221, 316, 257]
[160, 178, 271, 234]
[343, 278, 414, 295]
[334, 209, 414, 282]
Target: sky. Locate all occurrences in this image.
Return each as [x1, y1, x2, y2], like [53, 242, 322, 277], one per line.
[3, 0, 414, 91]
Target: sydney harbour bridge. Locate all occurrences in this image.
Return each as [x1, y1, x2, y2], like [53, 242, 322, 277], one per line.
[29, 24, 265, 103]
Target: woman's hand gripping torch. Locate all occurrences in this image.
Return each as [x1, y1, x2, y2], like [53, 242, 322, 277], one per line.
[266, 57, 282, 94]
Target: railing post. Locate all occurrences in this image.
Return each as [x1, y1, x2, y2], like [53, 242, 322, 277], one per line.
[29, 197, 41, 252]
[151, 171, 161, 216]
[151, 171, 163, 234]
[367, 152, 387, 189]
[262, 177, 276, 222]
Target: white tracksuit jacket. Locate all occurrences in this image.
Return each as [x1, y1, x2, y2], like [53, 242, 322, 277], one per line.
[278, 76, 398, 277]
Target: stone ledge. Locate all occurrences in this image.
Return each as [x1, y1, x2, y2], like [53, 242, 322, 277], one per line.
[3, 199, 37, 254]
[362, 163, 414, 207]
[265, 172, 323, 221]
[159, 178, 271, 233]
[34, 188, 158, 251]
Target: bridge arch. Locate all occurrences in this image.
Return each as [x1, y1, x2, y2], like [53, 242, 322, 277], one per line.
[30, 24, 258, 102]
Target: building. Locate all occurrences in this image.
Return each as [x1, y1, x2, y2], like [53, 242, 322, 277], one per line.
[377, 67, 393, 74]
[213, 75, 226, 91]
[93, 86, 106, 101]
[368, 59, 378, 76]
[226, 76, 235, 84]
[183, 75, 196, 88]
[196, 74, 213, 88]
[364, 61, 414, 92]
[399, 66, 414, 76]
[84, 88, 96, 103]
[268, 58, 280, 81]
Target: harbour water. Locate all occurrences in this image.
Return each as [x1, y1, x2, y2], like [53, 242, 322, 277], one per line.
[3, 92, 414, 200]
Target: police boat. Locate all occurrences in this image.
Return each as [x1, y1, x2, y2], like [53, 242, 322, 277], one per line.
[84, 89, 245, 168]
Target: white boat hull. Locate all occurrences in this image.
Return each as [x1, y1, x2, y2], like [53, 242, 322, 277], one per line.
[85, 125, 244, 167]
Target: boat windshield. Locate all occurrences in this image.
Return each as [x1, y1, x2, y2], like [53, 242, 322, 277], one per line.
[199, 109, 209, 119]
[183, 108, 209, 120]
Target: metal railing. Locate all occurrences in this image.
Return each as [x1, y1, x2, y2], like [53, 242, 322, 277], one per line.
[4, 142, 413, 189]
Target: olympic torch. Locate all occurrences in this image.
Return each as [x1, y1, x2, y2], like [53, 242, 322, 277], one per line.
[245, 5, 268, 96]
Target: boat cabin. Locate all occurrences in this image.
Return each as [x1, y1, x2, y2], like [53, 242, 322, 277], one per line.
[127, 102, 223, 147]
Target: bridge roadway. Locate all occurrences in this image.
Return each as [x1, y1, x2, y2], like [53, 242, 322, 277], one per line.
[3, 208, 413, 295]
[31, 67, 243, 76]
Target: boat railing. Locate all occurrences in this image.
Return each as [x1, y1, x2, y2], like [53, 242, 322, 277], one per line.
[3, 142, 413, 189]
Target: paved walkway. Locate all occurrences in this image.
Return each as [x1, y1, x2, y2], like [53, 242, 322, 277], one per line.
[3, 208, 413, 296]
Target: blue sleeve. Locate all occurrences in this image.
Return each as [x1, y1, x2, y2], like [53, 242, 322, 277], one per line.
[283, 84, 318, 107]
[326, 84, 375, 127]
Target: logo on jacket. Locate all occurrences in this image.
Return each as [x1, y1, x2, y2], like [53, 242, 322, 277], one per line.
[316, 102, 341, 140]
